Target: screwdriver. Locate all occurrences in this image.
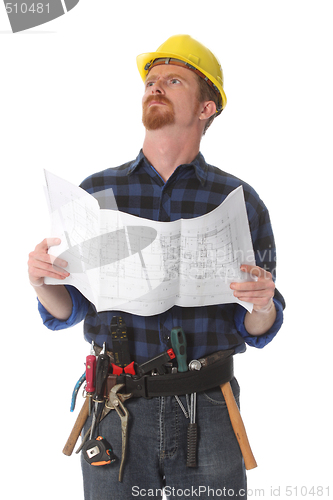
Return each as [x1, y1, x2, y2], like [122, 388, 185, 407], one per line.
[170, 327, 190, 418]
[187, 362, 200, 467]
[90, 342, 109, 439]
[170, 327, 198, 467]
[86, 341, 96, 416]
[170, 327, 188, 372]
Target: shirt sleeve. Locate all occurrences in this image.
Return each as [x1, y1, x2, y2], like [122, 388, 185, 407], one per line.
[37, 285, 90, 331]
[234, 297, 284, 348]
[235, 189, 285, 347]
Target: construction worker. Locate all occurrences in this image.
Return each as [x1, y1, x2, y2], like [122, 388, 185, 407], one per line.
[28, 35, 285, 499]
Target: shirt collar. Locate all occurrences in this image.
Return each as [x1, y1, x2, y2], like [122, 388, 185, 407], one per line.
[127, 149, 208, 186]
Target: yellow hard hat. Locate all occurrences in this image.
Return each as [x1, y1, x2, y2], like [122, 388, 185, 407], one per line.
[136, 34, 227, 114]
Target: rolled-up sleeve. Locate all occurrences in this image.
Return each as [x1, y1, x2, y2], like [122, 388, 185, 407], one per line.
[38, 285, 90, 331]
[234, 297, 284, 348]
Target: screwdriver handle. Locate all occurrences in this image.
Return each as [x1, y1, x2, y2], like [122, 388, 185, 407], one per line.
[94, 350, 109, 402]
[186, 423, 198, 467]
[86, 354, 96, 393]
[170, 327, 188, 372]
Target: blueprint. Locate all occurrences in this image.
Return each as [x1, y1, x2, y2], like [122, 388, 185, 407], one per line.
[44, 170, 256, 315]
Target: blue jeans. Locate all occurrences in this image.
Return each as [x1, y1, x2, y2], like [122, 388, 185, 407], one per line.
[81, 378, 247, 499]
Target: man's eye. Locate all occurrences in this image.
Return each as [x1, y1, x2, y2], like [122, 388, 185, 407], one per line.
[170, 79, 180, 84]
[146, 82, 154, 88]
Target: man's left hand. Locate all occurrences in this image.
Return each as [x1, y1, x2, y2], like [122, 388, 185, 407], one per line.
[230, 264, 275, 312]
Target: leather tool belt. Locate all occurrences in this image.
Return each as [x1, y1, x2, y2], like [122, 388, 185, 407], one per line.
[104, 349, 234, 399]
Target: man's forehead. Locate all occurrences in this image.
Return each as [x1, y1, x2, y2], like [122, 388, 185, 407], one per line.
[145, 64, 195, 82]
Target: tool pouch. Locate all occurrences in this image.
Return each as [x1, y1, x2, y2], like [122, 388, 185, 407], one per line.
[120, 352, 234, 398]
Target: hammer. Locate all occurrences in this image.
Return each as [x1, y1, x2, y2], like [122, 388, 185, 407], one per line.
[63, 397, 89, 456]
[220, 382, 257, 470]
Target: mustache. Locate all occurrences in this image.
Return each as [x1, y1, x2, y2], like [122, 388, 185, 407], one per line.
[143, 95, 172, 107]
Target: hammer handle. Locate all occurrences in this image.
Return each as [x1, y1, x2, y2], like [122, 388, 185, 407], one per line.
[62, 397, 89, 456]
[220, 382, 257, 470]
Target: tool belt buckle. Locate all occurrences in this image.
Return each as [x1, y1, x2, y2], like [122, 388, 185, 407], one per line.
[121, 373, 149, 398]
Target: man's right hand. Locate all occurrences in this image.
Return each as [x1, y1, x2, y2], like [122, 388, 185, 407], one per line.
[28, 238, 70, 287]
[28, 238, 73, 320]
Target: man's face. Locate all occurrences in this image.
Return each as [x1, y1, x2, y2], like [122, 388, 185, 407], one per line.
[142, 64, 201, 131]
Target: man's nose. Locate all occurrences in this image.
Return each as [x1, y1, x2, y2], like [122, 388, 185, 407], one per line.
[151, 79, 165, 94]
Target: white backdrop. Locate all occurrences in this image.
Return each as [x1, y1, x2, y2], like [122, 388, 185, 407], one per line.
[1, 1, 332, 499]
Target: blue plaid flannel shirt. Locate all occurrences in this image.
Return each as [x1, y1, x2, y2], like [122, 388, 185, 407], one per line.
[38, 150, 285, 363]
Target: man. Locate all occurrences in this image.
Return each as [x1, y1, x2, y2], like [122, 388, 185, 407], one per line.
[28, 35, 285, 499]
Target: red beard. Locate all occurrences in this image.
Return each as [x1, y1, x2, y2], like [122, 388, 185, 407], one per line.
[142, 95, 175, 130]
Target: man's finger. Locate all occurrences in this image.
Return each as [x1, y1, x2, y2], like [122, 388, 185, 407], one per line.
[233, 289, 275, 301]
[29, 249, 68, 270]
[231, 282, 275, 297]
[240, 265, 271, 280]
[37, 237, 61, 250]
[231, 281, 273, 292]
[29, 259, 69, 279]
[52, 256, 69, 270]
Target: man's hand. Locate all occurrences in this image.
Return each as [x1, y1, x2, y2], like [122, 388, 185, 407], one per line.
[28, 238, 72, 320]
[28, 238, 69, 287]
[230, 264, 275, 312]
[230, 265, 276, 335]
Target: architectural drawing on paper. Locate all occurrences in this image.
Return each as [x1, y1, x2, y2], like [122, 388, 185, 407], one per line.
[44, 170, 255, 316]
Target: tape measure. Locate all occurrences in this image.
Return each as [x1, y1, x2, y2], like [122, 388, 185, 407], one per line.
[82, 436, 116, 466]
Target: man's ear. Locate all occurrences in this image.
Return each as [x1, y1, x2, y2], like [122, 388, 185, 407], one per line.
[199, 101, 217, 121]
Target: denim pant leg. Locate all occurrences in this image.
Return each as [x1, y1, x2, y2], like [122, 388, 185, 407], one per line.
[80, 378, 246, 499]
[162, 378, 247, 499]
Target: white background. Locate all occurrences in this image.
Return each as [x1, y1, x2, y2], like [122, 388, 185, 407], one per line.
[1, 1, 332, 498]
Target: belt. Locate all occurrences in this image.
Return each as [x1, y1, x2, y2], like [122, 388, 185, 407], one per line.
[110, 350, 234, 398]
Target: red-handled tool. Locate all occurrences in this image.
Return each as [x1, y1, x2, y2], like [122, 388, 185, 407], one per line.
[111, 361, 136, 376]
[86, 342, 96, 415]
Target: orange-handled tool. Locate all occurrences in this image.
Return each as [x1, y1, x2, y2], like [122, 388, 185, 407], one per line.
[220, 382, 257, 470]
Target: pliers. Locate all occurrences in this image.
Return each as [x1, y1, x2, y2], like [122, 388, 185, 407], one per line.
[75, 384, 131, 462]
[104, 384, 132, 482]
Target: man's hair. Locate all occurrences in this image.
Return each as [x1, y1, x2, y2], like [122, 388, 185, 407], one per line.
[195, 74, 220, 135]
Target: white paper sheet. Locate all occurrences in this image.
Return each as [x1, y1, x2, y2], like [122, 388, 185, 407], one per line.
[44, 170, 256, 315]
